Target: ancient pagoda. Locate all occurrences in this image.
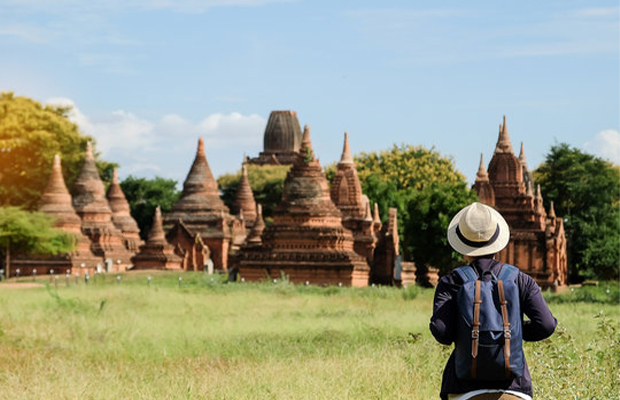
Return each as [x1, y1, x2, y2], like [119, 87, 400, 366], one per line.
[163, 137, 233, 271]
[330, 132, 376, 261]
[131, 206, 183, 270]
[12, 154, 100, 276]
[239, 126, 370, 286]
[107, 169, 142, 251]
[474, 116, 567, 288]
[231, 164, 257, 228]
[71, 143, 133, 271]
[247, 110, 302, 165]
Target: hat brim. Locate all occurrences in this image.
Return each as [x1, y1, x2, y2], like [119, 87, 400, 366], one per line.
[447, 205, 510, 257]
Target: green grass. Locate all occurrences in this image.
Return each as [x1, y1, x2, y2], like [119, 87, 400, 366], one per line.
[0, 273, 617, 399]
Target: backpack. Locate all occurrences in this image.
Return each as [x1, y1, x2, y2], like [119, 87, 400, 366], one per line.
[454, 264, 524, 381]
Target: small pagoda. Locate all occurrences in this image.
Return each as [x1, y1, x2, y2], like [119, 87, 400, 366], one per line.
[239, 126, 370, 286]
[247, 110, 303, 165]
[330, 132, 376, 262]
[231, 164, 257, 229]
[131, 206, 183, 270]
[473, 116, 567, 287]
[71, 142, 133, 271]
[163, 137, 234, 271]
[107, 169, 142, 251]
[12, 154, 101, 276]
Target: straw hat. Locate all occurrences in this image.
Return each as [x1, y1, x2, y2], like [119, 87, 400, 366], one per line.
[447, 202, 510, 257]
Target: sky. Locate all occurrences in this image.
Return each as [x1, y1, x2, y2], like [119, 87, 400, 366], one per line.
[1, 0, 618, 186]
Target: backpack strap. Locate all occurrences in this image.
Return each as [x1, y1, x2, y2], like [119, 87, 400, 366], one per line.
[471, 279, 482, 379]
[454, 266, 478, 283]
[497, 275, 512, 379]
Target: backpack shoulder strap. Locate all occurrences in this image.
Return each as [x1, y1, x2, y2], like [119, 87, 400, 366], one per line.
[498, 264, 519, 282]
[454, 266, 478, 283]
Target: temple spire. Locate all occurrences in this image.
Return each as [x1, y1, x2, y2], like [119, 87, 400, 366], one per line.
[340, 132, 354, 164]
[519, 141, 528, 166]
[373, 202, 382, 232]
[495, 115, 514, 154]
[548, 201, 556, 219]
[147, 206, 166, 244]
[475, 153, 489, 182]
[232, 163, 257, 226]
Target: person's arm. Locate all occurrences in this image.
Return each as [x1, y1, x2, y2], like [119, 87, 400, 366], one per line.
[519, 273, 557, 341]
[429, 274, 460, 345]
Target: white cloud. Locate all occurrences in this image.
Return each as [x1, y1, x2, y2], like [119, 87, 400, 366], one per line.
[44, 97, 267, 181]
[583, 130, 620, 165]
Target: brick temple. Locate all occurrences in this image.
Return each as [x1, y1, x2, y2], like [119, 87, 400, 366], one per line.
[238, 126, 371, 286]
[473, 116, 567, 288]
[163, 138, 237, 271]
[247, 110, 302, 165]
[131, 206, 183, 270]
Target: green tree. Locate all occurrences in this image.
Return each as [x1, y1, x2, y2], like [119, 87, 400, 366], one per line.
[217, 164, 290, 224]
[0, 206, 76, 279]
[534, 143, 620, 281]
[120, 176, 181, 240]
[0, 92, 115, 208]
[331, 144, 478, 284]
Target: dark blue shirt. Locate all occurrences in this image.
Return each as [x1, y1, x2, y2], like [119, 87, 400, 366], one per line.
[429, 258, 557, 399]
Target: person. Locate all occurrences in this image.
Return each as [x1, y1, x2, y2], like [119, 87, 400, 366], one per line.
[430, 202, 557, 400]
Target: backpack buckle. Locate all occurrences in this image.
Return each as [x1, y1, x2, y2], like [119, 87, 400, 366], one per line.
[472, 329, 479, 339]
[504, 330, 511, 339]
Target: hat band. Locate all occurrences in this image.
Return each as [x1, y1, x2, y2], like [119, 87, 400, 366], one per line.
[456, 224, 500, 248]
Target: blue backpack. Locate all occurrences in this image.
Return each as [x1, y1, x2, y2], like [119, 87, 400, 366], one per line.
[454, 264, 524, 381]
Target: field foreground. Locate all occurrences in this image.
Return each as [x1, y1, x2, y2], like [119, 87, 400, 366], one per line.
[0, 272, 618, 400]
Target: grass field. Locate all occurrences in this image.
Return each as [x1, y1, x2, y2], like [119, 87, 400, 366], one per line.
[0, 272, 617, 400]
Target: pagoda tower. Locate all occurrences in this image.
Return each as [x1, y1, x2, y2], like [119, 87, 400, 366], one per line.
[330, 132, 376, 261]
[247, 110, 303, 165]
[244, 204, 266, 248]
[239, 126, 370, 286]
[163, 137, 232, 271]
[71, 143, 133, 271]
[107, 169, 142, 251]
[474, 116, 567, 288]
[12, 154, 101, 276]
[131, 206, 182, 270]
[231, 164, 257, 228]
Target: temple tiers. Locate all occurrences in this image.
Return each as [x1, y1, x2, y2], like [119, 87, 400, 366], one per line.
[163, 137, 233, 271]
[330, 132, 376, 261]
[131, 206, 183, 270]
[239, 125, 370, 286]
[71, 143, 133, 271]
[231, 164, 257, 228]
[107, 169, 142, 251]
[247, 110, 302, 165]
[474, 116, 567, 288]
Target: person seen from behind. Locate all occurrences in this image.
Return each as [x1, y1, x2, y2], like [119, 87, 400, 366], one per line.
[430, 202, 557, 400]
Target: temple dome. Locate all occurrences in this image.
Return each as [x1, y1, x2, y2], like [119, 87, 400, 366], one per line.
[263, 111, 302, 153]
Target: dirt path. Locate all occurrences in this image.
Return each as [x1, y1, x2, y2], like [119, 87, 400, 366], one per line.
[0, 282, 45, 289]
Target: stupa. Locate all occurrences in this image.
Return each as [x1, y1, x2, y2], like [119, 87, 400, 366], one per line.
[474, 116, 567, 287]
[239, 126, 370, 286]
[330, 132, 376, 261]
[131, 206, 183, 270]
[247, 110, 303, 165]
[107, 169, 142, 251]
[163, 137, 233, 271]
[71, 142, 133, 271]
[231, 164, 257, 228]
[11, 154, 100, 276]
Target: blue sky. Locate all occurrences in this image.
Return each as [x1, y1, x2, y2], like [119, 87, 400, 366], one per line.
[1, 0, 618, 185]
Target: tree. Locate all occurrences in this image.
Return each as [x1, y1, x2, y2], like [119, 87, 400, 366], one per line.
[0, 207, 76, 279]
[217, 164, 290, 224]
[0, 92, 115, 209]
[328, 144, 478, 284]
[120, 176, 181, 240]
[534, 143, 620, 281]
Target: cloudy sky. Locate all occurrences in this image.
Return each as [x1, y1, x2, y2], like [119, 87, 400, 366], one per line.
[1, 0, 618, 185]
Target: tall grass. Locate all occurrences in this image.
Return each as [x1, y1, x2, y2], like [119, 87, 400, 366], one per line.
[0, 273, 617, 399]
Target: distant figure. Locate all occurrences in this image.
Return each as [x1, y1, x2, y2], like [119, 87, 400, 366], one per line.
[430, 202, 557, 400]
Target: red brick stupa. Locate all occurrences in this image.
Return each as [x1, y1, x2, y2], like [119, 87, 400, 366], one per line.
[239, 126, 370, 286]
[231, 164, 257, 228]
[474, 116, 567, 287]
[163, 137, 233, 271]
[107, 169, 142, 251]
[330, 132, 376, 262]
[71, 142, 133, 271]
[12, 154, 101, 276]
[131, 206, 182, 270]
